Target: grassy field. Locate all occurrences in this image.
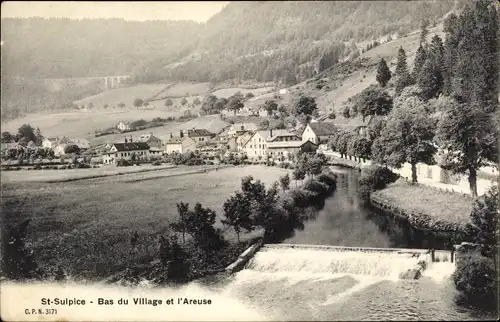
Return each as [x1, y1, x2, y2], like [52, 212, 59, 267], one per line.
[211, 86, 274, 99]
[73, 83, 170, 108]
[371, 181, 475, 227]
[1, 165, 291, 279]
[1, 108, 185, 138]
[0, 164, 179, 183]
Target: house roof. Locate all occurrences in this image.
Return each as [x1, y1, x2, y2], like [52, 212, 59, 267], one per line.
[112, 142, 150, 151]
[44, 137, 57, 142]
[187, 129, 214, 137]
[149, 147, 163, 152]
[137, 133, 161, 142]
[331, 115, 373, 131]
[306, 122, 338, 136]
[268, 140, 318, 149]
[242, 129, 293, 147]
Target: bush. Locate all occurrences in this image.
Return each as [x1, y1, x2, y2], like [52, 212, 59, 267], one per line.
[152, 160, 162, 166]
[358, 165, 399, 202]
[33, 164, 42, 170]
[453, 251, 498, 309]
[116, 159, 133, 167]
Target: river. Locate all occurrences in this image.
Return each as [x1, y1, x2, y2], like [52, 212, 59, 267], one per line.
[209, 167, 495, 321]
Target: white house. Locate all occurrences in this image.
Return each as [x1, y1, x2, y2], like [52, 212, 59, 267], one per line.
[164, 136, 197, 154]
[301, 122, 338, 145]
[117, 121, 131, 132]
[103, 142, 150, 164]
[242, 129, 293, 160]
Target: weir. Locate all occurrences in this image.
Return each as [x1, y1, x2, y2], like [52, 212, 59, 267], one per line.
[227, 243, 456, 280]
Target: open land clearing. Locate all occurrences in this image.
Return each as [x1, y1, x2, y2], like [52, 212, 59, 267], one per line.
[1, 165, 292, 279]
[371, 181, 475, 229]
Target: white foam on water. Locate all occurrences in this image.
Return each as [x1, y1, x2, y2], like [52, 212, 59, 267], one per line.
[247, 248, 422, 279]
[421, 262, 456, 283]
[0, 281, 268, 321]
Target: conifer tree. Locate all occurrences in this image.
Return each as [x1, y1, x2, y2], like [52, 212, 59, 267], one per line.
[412, 45, 427, 79]
[418, 35, 444, 101]
[395, 46, 409, 77]
[394, 46, 414, 94]
[376, 58, 391, 87]
[442, 13, 460, 96]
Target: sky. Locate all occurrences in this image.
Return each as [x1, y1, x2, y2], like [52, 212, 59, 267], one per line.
[1, 1, 230, 22]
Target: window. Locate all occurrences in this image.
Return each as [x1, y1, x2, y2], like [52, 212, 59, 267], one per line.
[259, 144, 261, 148]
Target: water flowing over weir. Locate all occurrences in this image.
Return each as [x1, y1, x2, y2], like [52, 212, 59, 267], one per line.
[245, 246, 428, 279]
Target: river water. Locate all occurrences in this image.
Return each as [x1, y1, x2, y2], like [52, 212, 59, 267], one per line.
[209, 167, 495, 321]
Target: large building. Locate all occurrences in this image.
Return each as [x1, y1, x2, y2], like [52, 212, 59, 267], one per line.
[164, 136, 197, 154]
[241, 129, 302, 160]
[102, 142, 150, 164]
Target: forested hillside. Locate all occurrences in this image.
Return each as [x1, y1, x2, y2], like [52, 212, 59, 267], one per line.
[2, 1, 466, 83]
[1, 18, 200, 78]
[135, 0, 467, 84]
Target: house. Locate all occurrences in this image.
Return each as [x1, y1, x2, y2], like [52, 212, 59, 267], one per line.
[51, 137, 73, 156]
[227, 123, 259, 137]
[42, 137, 58, 149]
[149, 147, 163, 158]
[117, 121, 131, 132]
[331, 115, 375, 136]
[70, 138, 91, 150]
[301, 122, 338, 145]
[241, 129, 295, 160]
[137, 132, 163, 149]
[187, 128, 215, 143]
[103, 142, 150, 164]
[268, 140, 318, 162]
[164, 136, 197, 154]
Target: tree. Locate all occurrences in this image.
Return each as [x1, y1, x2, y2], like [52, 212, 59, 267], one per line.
[34, 127, 43, 146]
[103, 104, 109, 110]
[442, 13, 460, 96]
[394, 46, 415, 94]
[395, 46, 409, 78]
[263, 100, 278, 116]
[158, 234, 190, 283]
[469, 186, 498, 258]
[193, 97, 201, 105]
[2, 131, 14, 143]
[279, 173, 291, 191]
[17, 124, 36, 143]
[412, 45, 427, 79]
[165, 98, 173, 107]
[376, 58, 391, 87]
[170, 202, 191, 244]
[356, 85, 393, 120]
[451, 0, 499, 114]
[118, 102, 126, 109]
[133, 98, 144, 108]
[373, 104, 437, 183]
[245, 92, 255, 99]
[419, 18, 430, 46]
[200, 95, 218, 114]
[436, 100, 498, 197]
[294, 96, 317, 117]
[227, 95, 244, 116]
[292, 167, 306, 186]
[64, 144, 80, 155]
[180, 98, 188, 106]
[222, 192, 253, 243]
[418, 35, 444, 101]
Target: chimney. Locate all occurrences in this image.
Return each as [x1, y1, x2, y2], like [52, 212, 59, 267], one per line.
[170, 133, 173, 139]
[270, 129, 273, 137]
[180, 130, 184, 138]
[129, 136, 133, 143]
[125, 137, 128, 143]
[240, 123, 244, 131]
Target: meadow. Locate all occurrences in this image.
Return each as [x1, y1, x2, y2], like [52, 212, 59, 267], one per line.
[371, 181, 475, 228]
[1, 165, 292, 279]
[1, 108, 185, 138]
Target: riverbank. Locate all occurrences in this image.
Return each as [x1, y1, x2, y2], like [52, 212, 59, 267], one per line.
[370, 181, 475, 234]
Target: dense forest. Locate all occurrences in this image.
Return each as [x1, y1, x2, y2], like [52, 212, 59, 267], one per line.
[2, 1, 467, 82]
